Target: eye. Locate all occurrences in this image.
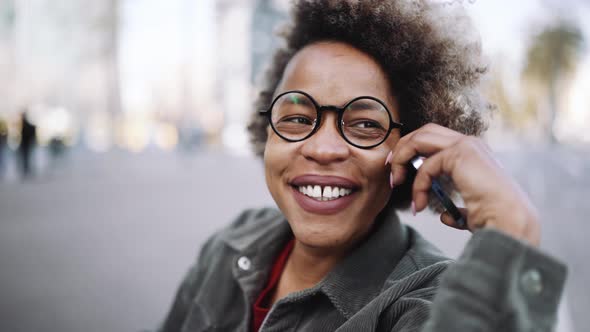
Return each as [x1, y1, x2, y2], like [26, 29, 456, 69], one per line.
[350, 120, 383, 129]
[282, 116, 314, 125]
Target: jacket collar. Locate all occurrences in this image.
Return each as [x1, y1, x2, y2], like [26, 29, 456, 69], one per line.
[219, 206, 408, 319]
[220, 208, 294, 273]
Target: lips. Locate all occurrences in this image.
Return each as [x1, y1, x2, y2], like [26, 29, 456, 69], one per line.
[289, 174, 360, 215]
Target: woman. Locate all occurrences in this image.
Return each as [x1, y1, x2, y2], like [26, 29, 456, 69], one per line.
[160, 1, 566, 331]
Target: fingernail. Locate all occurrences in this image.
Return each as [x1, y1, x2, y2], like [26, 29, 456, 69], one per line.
[411, 201, 416, 216]
[385, 150, 393, 166]
[389, 172, 394, 189]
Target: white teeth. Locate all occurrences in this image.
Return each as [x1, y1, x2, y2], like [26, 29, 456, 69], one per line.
[323, 186, 332, 199]
[331, 187, 338, 199]
[312, 185, 321, 198]
[297, 184, 354, 201]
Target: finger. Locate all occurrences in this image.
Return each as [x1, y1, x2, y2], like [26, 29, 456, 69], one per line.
[389, 166, 407, 189]
[411, 169, 431, 213]
[396, 123, 461, 150]
[391, 131, 460, 186]
[411, 149, 458, 212]
[394, 128, 461, 159]
[440, 208, 469, 231]
[388, 123, 459, 164]
[387, 123, 460, 186]
[405, 123, 462, 139]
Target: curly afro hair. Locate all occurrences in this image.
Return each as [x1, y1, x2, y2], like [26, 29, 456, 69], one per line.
[247, 0, 493, 210]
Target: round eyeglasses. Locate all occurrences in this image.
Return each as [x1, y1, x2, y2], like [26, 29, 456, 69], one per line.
[259, 90, 403, 149]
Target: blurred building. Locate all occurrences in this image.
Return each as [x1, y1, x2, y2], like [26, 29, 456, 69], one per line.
[13, 1, 120, 115]
[0, 0, 122, 149]
[250, 0, 288, 83]
[216, 0, 288, 154]
[0, 0, 16, 116]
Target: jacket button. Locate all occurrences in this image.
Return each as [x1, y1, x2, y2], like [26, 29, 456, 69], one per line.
[237, 256, 251, 271]
[520, 268, 543, 296]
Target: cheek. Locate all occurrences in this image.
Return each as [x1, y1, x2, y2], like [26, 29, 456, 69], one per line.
[264, 134, 293, 188]
[360, 148, 390, 179]
[264, 140, 279, 181]
[366, 161, 389, 192]
[358, 151, 392, 205]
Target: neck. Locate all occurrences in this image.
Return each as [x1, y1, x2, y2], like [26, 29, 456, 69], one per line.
[269, 239, 348, 306]
[268, 211, 395, 306]
[284, 240, 350, 289]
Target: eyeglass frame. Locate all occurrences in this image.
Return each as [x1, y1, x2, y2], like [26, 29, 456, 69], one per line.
[259, 90, 404, 149]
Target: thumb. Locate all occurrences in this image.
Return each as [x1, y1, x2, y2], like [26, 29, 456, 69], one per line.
[440, 207, 470, 231]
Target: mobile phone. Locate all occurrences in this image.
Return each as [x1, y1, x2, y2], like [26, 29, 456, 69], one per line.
[409, 156, 466, 229]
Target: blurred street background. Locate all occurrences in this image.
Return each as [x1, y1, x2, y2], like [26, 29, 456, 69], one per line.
[0, 0, 588, 331]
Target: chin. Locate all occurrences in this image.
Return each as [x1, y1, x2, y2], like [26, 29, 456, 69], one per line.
[287, 212, 366, 249]
[273, 184, 384, 249]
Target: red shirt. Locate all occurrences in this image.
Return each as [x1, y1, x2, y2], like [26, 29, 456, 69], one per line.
[251, 238, 295, 332]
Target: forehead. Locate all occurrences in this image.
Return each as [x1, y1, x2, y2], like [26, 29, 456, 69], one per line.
[277, 41, 395, 108]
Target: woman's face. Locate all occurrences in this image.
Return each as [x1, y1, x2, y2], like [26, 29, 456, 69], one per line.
[264, 41, 401, 251]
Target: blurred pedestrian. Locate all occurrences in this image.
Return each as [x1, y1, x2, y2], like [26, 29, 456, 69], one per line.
[18, 111, 36, 179]
[48, 136, 67, 169]
[0, 117, 7, 176]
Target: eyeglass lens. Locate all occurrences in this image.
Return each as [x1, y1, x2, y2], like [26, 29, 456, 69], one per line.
[270, 92, 391, 147]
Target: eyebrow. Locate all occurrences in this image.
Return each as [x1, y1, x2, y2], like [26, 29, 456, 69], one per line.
[346, 100, 383, 110]
[283, 94, 314, 107]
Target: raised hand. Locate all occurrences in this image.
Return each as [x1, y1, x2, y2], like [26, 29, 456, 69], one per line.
[387, 123, 540, 246]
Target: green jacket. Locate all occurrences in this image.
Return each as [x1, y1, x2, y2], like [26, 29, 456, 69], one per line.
[159, 207, 566, 331]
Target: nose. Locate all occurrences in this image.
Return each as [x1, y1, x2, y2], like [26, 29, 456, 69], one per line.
[300, 112, 350, 164]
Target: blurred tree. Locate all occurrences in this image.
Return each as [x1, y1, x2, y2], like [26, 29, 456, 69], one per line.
[522, 21, 584, 144]
[488, 65, 531, 130]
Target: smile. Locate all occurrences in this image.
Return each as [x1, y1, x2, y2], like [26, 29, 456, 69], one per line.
[289, 174, 360, 215]
[296, 185, 353, 201]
